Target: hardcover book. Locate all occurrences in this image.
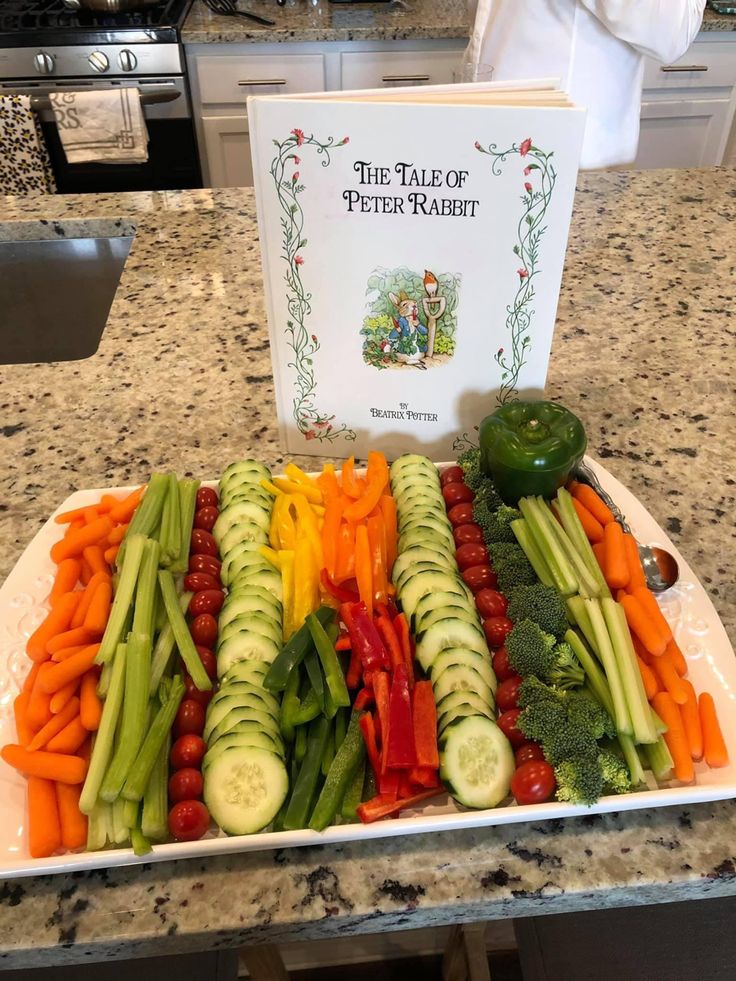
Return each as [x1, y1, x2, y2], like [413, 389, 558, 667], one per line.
[249, 81, 585, 458]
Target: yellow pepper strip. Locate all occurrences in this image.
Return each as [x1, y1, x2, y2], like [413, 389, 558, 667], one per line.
[261, 478, 283, 497]
[312, 504, 326, 517]
[293, 536, 318, 629]
[259, 545, 281, 569]
[280, 550, 295, 641]
[291, 496, 324, 571]
[284, 463, 318, 488]
[269, 494, 285, 550]
[273, 476, 322, 505]
[275, 495, 297, 550]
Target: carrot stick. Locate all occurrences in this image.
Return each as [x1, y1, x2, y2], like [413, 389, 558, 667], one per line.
[46, 626, 98, 656]
[13, 691, 34, 747]
[107, 523, 129, 545]
[620, 593, 667, 657]
[652, 692, 694, 782]
[28, 776, 61, 858]
[679, 681, 703, 762]
[1, 745, 87, 784]
[70, 570, 110, 629]
[49, 678, 79, 713]
[665, 638, 687, 677]
[26, 592, 80, 662]
[103, 544, 119, 566]
[83, 579, 112, 636]
[632, 587, 673, 646]
[108, 485, 145, 524]
[28, 697, 80, 752]
[571, 484, 615, 526]
[636, 655, 659, 701]
[700, 692, 729, 768]
[622, 534, 647, 593]
[46, 717, 88, 755]
[355, 524, 373, 618]
[651, 650, 689, 705]
[592, 541, 606, 571]
[50, 516, 113, 564]
[82, 544, 108, 577]
[571, 497, 604, 543]
[27, 664, 54, 729]
[603, 521, 629, 589]
[80, 669, 102, 732]
[39, 645, 100, 694]
[55, 782, 87, 850]
[379, 495, 398, 574]
[49, 560, 81, 606]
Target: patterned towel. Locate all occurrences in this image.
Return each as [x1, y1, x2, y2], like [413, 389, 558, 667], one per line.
[50, 88, 148, 164]
[0, 95, 56, 195]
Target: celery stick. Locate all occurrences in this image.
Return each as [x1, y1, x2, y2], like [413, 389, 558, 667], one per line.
[619, 732, 647, 786]
[544, 507, 600, 598]
[99, 631, 152, 802]
[567, 596, 598, 656]
[519, 497, 578, 596]
[122, 796, 138, 829]
[603, 598, 657, 744]
[511, 519, 555, 587]
[149, 591, 192, 697]
[131, 827, 151, 857]
[586, 598, 632, 736]
[96, 534, 146, 665]
[565, 629, 614, 718]
[158, 570, 212, 691]
[159, 474, 181, 566]
[132, 538, 161, 644]
[556, 489, 611, 597]
[80, 643, 128, 815]
[650, 706, 667, 736]
[111, 796, 130, 845]
[122, 678, 185, 801]
[142, 731, 171, 841]
[154, 585, 167, 634]
[117, 473, 169, 568]
[644, 735, 674, 782]
[170, 479, 200, 574]
[86, 800, 110, 851]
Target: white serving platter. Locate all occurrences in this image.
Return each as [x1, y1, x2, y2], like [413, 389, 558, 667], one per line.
[0, 459, 734, 878]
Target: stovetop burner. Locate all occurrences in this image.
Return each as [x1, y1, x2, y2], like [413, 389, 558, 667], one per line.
[0, 0, 191, 45]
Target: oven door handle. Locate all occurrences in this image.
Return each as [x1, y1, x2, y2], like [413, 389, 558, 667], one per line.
[27, 89, 181, 113]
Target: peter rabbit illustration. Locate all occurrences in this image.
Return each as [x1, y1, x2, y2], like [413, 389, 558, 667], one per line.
[388, 290, 428, 360]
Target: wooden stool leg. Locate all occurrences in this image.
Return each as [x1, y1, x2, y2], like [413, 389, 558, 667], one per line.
[443, 924, 469, 981]
[239, 943, 290, 981]
[463, 922, 492, 981]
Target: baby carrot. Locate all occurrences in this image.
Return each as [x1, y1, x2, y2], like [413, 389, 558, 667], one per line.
[107, 523, 129, 545]
[651, 650, 689, 705]
[80, 669, 102, 732]
[55, 782, 87, 851]
[591, 540, 606, 571]
[39, 645, 100, 694]
[603, 521, 629, 590]
[27, 697, 80, 752]
[1, 745, 87, 784]
[108, 485, 145, 524]
[26, 592, 80, 662]
[632, 587, 673, 647]
[79, 559, 93, 585]
[70, 570, 111, 629]
[632, 633, 652, 665]
[636, 655, 659, 701]
[54, 503, 99, 525]
[49, 678, 79, 713]
[571, 483, 615, 526]
[51, 645, 87, 664]
[620, 592, 667, 657]
[13, 691, 34, 747]
[82, 544, 108, 577]
[103, 544, 119, 566]
[83, 579, 112, 636]
[571, 497, 604, 543]
[27, 664, 54, 729]
[665, 638, 687, 677]
[46, 627, 98, 656]
[622, 534, 647, 593]
[49, 559, 81, 606]
[355, 524, 373, 618]
[566, 479, 580, 494]
[50, 515, 113, 564]
[82, 506, 99, 525]
[679, 681, 703, 762]
[700, 692, 729, 768]
[28, 776, 61, 858]
[22, 662, 41, 693]
[653, 692, 694, 783]
[46, 717, 88, 755]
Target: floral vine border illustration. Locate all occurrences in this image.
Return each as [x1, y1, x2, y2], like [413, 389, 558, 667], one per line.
[270, 128, 355, 443]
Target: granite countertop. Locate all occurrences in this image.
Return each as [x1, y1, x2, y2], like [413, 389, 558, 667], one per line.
[182, 1, 735, 45]
[0, 169, 735, 968]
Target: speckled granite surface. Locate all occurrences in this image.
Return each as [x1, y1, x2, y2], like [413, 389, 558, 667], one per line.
[182, 1, 734, 45]
[0, 169, 734, 968]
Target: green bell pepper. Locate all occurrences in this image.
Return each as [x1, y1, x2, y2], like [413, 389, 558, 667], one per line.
[479, 400, 587, 505]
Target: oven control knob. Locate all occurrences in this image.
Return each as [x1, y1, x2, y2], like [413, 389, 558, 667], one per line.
[88, 51, 109, 73]
[118, 49, 137, 73]
[34, 51, 55, 75]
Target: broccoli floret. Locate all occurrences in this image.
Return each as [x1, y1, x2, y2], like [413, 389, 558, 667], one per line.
[473, 499, 520, 544]
[546, 640, 585, 690]
[566, 689, 616, 741]
[599, 748, 632, 795]
[456, 447, 484, 491]
[507, 583, 569, 638]
[506, 620, 557, 679]
[473, 478, 504, 512]
[554, 758, 605, 807]
[488, 542, 538, 593]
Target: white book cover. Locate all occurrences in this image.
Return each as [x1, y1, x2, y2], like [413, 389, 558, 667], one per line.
[249, 88, 586, 459]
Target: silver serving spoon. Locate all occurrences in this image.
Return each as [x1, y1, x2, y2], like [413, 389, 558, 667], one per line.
[574, 461, 679, 593]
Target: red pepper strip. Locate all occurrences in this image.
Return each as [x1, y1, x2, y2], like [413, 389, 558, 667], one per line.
[394, 613, 414, 688]
[386, 663, 416, 770]
[378, 768, 400, 799]
[398, 770, 414, 800]
[412, 680, 440, 769]
[340, 602, 389, 672]
[354, 688, 374, 712]
[357, 787, 443, 824]
[376, 615, 403, 673]
[335, 632, 352, 652]
[359, 712, 381, 780]
[321, 568, 360, 605]
[408, 765, 441, 789]
[385, 597, 400, 622]
[372, 670, 391, 754]
[346, 647, 362, 690]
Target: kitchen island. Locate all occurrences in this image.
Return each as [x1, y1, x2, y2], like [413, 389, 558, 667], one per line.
[0, 168, 734, 969]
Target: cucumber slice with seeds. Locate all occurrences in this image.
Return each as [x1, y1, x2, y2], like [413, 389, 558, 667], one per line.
[204, 747, 288, 835]
[439, 716, 514, 810]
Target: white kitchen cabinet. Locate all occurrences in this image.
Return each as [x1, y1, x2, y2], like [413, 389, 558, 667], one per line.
[339, 48, 462, 90]
[200, 114, 252, 188]
[636, 98, 732, 168]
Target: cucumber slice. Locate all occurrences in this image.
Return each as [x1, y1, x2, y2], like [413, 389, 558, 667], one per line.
[219, 523, 269, 559]
[415, 603, 478, 635]
[397, 530, 455, 560]
[395, 560, 458, 594]
[222, 660, 269, 686]
[414, 590, 474, 628]
[204, 747, 288, 835]
[221, 551, 272, 589]
[432, 664, 494, 704]
[415, 618, 487, 673]
[437, 690, 495, 730]
[216, 631, 280, 676]
[217, 614, 282, 649]
[204, 693, 279, 742]
[394, 485, 445, 510]
[220, 485, 274, 512]
[219, 460, 271, 490]
[236, 567, 283, 603]
[208, 720, 284, 756]
[210, 681, 280, 717]
[390, 454, 438, 479]
[203, 730, 285, 767]
[220, 594, 282, 633]
[432, 647, 497, 695]
[392, 547, 455, 585]
[439, 716, 514, 810]
[399, 570, 468, 621]
[398, 508, 451, 535]
[207, 704, 282, 747]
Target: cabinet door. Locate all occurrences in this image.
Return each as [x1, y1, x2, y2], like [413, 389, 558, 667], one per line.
[201, 115, 252, 188]
[634, 99, 732, 168]
[340, 49, 463, 90]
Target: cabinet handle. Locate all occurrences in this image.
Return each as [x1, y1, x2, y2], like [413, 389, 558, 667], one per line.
[238, 78, 287, 86]
[381, 74, 431, 83]
[660, 64, 709, 72]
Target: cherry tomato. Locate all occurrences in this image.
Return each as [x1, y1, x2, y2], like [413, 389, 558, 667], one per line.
[183, 572, 220, 593]
[195, 645, 217, 680]
[190, 528, 218, 557]
[170, 734, 206, 770]
[515, 743, 546, 767]
[455, 542, 490, 571]
[440, 465, 465, 486]
[196, 486, 219, 510]
[175, 699, 206, 738]
[483, 615, 514, 649]
[453, 523, 484, 547]
[168, 767, 204, 804]
[168, 800, 210, 842]
[496, 675, 523, 712]
[189, 589, 225, 617]
[193, 506, 219, 532]
[462, 565, 498, 593]
[492, 645, 514, 682]
[448, 502, 475, 527]
[511, 761, 556, 805]
[184, 674, 213, 707]
[475, 588, 509, 619]
[190, 613, 218, 648]
[498, 708, 526, 748]
[188, 553, 222, 580]
[442, 483, 475, 507]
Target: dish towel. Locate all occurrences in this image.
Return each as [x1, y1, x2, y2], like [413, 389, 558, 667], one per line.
[49, 89, 149, 164]
[0, 95, 56, 195]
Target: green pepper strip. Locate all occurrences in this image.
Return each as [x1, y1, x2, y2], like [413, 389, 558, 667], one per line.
[264, 606, 335, 693]
[307, 613, 350, 711]
[321, 720, 335, 777]
[293, 688, 322, 727]
[280, 664, 301, 743]
[340, 757, 366, 822]
[309, 712, 366, 832]
[303, 649, 325, 712]
[294, 723, 308, 764]
[283, 715, 331, 832]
